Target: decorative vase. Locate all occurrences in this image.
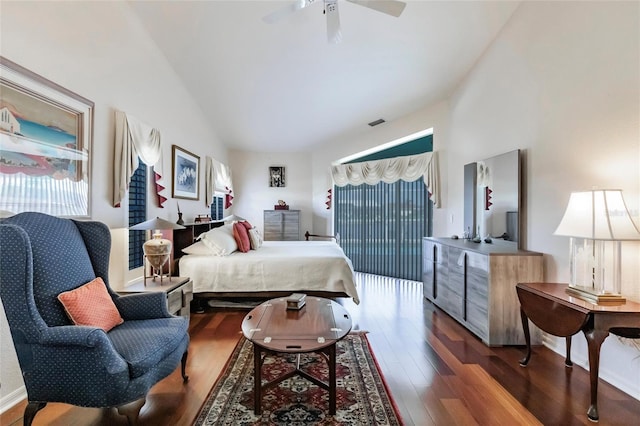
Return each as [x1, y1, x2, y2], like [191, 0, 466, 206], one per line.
[143, 232, 172, 275]
[177, 212, 184, 225]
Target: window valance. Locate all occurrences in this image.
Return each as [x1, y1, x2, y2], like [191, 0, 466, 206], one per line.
[112, 111, 166, 207]
[331, 151, 440, 207]
[205, 156, 233, 208]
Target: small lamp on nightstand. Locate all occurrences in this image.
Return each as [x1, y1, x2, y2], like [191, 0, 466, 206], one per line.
[130, 217, 186, 285]
[554, 189, 640, 303]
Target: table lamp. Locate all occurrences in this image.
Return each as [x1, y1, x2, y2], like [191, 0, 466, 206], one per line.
[130, 217, 186, 285]
[554, 189, 640, 303]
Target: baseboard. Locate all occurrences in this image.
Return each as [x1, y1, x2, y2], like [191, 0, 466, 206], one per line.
[543, 334, 640, 401]
[0, 386, 26, 414]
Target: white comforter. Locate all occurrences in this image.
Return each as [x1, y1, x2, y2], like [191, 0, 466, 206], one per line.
[178, 241, 359, 304]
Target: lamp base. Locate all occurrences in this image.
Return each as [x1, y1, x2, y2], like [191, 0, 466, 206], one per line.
[143, 255, 170, 286]
[565, 285, 626, 305]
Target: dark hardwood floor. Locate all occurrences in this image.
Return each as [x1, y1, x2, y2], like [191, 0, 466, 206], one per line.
[3, 273, 639, 425]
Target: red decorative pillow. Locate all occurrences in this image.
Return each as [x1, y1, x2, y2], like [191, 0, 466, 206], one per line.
[233, 222, 251, 253]
[239, 220, 252, 230]
[57, 277, 124, 332]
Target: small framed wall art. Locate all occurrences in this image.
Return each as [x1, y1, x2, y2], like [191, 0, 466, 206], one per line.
[172, 145, 200, 200]
[269, 166, 285, 187]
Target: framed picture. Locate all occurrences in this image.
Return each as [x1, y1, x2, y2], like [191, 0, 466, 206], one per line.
[0, 56, 94, 217]
[269, 166, 285, 187]
[172, 145, 200, 200]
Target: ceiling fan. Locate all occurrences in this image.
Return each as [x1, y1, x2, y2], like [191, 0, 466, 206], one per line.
[263, 0, 407, 44]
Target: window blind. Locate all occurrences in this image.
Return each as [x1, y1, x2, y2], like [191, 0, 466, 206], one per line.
[211, 195, 224, 220]
[335, 179, 431, 281]
[128, 163, 147, 269]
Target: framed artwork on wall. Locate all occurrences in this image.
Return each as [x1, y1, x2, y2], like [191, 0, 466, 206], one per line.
[269, 166, 285, 187]
[0, 56, 94, 217]
[172, 145, 200, 200]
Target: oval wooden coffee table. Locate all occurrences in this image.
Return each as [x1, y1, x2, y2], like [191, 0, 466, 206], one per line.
[241, 296, 352, 415]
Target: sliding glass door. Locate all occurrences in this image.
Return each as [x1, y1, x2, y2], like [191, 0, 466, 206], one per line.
[334, 179, 432, 281]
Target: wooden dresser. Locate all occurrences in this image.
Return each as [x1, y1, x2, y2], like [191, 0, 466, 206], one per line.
[263, 210, 300, 241]
[423, 237, 543, 346]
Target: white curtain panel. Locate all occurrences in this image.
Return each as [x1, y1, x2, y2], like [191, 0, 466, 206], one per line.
[205, 156, 233, 206]
[331, 151, 440, 207]
[112, 111, 165, 207]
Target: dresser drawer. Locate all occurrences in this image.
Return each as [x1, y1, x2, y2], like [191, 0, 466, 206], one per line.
[182, 280, 193, 305]
[166, 280, 193, 315]
[448, 247, 465, 275]
[466, 299, 488, 340]
[467, 275, 488, 310]
[167, 287, 183, 314]
[434, 285, 464, 321]
[446, 270, 465, 297]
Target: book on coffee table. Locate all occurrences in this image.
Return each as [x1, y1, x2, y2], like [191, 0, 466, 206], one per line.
[286, 293, 306, 310]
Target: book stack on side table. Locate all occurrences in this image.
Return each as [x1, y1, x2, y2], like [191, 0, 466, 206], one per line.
[286, 293, 306, 310]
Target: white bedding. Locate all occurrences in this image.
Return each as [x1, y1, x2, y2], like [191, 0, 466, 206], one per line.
[178, 241, 359, 304]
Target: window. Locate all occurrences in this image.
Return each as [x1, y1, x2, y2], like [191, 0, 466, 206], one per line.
[335, 179, 431, 281]
[333, 132, 434, 281]
[128, 163, 147, 269]
[211, 195, 224, 220]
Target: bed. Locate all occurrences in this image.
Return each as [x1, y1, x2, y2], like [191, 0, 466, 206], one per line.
[174, 223, 359, 306]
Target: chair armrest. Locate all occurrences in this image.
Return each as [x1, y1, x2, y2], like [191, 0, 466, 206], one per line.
[114, 292, 172, 320]
[39, 325, 107, 347]
[36, 326, 129, 375]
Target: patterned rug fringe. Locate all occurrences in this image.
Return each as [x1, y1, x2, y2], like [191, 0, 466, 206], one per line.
[194, 331, 403, 425]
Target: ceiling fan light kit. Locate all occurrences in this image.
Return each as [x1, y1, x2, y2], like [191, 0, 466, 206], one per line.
[263, 0, 407, 44]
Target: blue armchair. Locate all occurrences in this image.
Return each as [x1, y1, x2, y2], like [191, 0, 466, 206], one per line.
[0, 212, 189, 425]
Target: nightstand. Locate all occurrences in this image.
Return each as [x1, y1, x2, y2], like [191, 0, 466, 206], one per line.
[118, 276, 193, 318]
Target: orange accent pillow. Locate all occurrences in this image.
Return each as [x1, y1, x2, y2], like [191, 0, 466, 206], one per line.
[233, 222, 251, 253]
[239, 220, 252, 230]
[57, 277, 124, 332]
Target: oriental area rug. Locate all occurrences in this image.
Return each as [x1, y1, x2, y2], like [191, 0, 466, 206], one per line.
[194, 332, 403, 425]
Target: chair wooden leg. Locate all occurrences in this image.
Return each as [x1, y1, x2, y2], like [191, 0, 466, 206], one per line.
[181, 350, 189, 382]
[23, 401, 46, 426]
[116, 397, 145, 425]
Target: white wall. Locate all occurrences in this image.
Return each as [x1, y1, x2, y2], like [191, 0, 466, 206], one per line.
[310, 1, 640, 399]
[228, 150, 312, 237]
[0, 1, 227, 410]
[447, 0, 640, 398]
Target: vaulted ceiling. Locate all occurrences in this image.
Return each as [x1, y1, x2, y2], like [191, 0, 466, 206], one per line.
[129, 1, 520, 152]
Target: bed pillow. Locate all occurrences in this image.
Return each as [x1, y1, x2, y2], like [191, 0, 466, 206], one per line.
[182, 240, 217, 255]
[233, 222, 251, 253]
[248, 227, 263, 250]
[57, 277, 124, 332]
[198, 226, 238, 256]
[239, 220, 252, 230]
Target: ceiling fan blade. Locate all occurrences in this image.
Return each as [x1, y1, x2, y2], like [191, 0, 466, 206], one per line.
[262, 0, 318, 24]
[346, 0, 406, 17]
[326, 1, 342, 44]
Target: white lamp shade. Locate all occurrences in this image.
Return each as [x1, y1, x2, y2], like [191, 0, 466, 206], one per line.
[554, 190, 640, 240]
[129, 217, 185, 231]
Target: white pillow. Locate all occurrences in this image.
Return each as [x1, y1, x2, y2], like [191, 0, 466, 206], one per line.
[198, 226, 238, 256]
[181, 241, 217, 255]
[248, 227, 263, 250]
